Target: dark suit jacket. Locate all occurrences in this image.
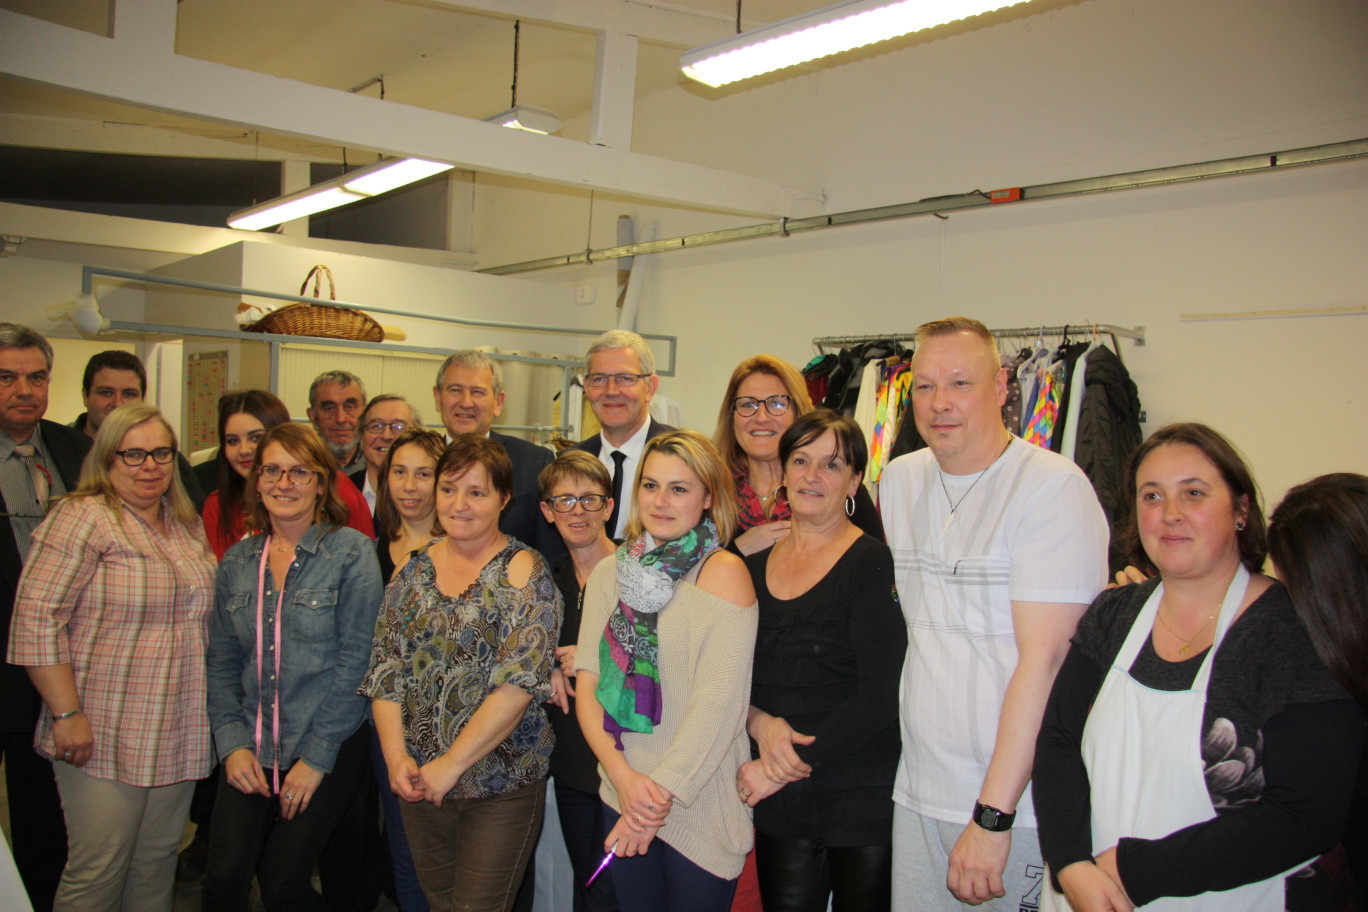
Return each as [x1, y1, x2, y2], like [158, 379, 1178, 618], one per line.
[488, 430, 563, 564]
[0, 420, 92, 731]
[572, 417, 674, 459]
[575, 418, 675, 538]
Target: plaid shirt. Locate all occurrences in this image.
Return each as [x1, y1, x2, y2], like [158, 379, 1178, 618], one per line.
[7, 495, 217, 787]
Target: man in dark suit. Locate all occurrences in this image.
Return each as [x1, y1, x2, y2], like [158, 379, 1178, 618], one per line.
[573, 330, 673, 540]
[432, 351, 562, 562]
[69, 349, 204, 510]
[0, 324, 91, 911]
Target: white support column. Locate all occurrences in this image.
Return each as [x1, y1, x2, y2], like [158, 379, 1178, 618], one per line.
[108, 0, 176, 55]
[590, 31, 637, 150]
[279, 160, 311, 237]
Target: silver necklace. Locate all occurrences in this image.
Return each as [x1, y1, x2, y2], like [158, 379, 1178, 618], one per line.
[938, 436, 1012, 537]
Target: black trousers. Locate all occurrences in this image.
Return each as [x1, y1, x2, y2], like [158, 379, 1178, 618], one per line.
[2, 730, 67, 912]
[201, 727, 369, 912]
[754, 830, 892, 912]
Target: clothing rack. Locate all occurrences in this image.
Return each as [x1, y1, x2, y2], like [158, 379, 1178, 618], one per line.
[812, 323, 1145, 352]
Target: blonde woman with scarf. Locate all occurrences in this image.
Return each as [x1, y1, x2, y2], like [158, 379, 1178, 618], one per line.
[575, 429, 758, 912]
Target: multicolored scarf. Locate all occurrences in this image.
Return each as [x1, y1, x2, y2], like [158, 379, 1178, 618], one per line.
[598, 516, 718, 749]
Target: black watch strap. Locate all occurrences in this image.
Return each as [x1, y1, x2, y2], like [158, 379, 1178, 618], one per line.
[972, 802, 1016, 832]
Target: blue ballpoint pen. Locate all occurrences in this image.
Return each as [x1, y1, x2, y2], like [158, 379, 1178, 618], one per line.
[585, 841, 619, 887]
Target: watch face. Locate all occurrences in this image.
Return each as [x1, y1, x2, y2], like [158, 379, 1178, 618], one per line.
[977, 807, 998, 829]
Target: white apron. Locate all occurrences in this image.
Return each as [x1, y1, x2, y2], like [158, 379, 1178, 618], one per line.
[1042, 566, 1308, 911]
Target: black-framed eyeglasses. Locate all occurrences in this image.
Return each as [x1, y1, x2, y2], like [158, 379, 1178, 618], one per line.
[364, 420, 410, 435]
[544, 494, 608, 513]
[114, 447, 176, 467]
[585, 372, 649, 389]
[259, 465, 318, 486]
[732, 395, 792, 417]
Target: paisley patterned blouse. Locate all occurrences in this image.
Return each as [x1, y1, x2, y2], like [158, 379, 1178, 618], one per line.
[360, 537, 561, 800]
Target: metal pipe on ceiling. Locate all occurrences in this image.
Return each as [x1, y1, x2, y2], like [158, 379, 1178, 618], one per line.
[477, 138, 1368, 277]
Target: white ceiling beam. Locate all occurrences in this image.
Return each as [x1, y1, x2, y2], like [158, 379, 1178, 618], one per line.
[0, 202, 480, 269]
[0, 9, 821, 219]
[418, 0, 734, 47]
[590, 31, 637, 150]
[0, 114, 335, 161]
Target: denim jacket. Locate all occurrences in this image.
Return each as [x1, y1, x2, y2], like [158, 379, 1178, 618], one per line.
[207, 524, 383, 773]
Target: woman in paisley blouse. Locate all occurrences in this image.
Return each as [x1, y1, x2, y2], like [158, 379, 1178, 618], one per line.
[362, 434, 561, 912]
[713, 355, 881, 557]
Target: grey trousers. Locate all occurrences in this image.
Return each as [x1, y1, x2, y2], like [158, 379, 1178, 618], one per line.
[891, 803, 1047, 912]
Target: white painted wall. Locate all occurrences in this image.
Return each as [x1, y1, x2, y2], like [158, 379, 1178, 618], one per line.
[469, 0, 1368, 509]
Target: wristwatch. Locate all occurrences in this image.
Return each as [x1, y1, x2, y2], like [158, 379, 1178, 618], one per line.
[972, 802, 1016, 832]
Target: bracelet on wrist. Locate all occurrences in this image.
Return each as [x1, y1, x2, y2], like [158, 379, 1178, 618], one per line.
[52, 708, 82, 721]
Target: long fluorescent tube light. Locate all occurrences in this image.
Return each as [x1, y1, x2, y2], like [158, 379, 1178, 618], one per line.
[680, 0, 1035, 87]
[228, 157, 454, 231]
[483, 105, 561, 135]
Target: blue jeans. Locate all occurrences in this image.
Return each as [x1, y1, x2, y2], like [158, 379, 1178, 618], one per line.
[601, 805, 737, 912]
[369, 727, 429, 912]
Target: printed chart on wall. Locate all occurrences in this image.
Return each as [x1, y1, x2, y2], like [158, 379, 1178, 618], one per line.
[186, 350, 228, 452]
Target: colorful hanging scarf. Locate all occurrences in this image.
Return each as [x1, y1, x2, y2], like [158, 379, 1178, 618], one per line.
[597, 516, 719, 749]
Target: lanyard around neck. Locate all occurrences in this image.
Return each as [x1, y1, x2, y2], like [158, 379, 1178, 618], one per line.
[255, 536, 287, 794]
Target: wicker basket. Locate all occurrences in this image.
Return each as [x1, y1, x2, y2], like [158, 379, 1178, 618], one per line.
[244, 265, 385, 343]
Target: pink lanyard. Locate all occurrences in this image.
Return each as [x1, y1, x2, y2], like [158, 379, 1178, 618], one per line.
[255, 536, 286, 795]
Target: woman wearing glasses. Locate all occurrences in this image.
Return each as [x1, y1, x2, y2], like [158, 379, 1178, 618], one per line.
[202, 390, 373, 560]
[538, 450, 622, 911]
[9, 404, 217, 910]
[351, 395, 423, 519]
[714, 356, 882, 558]
[203, 423, 384, 912]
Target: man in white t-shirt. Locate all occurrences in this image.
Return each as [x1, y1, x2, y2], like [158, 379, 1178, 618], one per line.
[880, 316, 1108, 911]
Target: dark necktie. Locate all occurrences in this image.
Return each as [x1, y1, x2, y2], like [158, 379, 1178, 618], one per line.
[14, 444, 50, 514]
[607, 450, 627, 539]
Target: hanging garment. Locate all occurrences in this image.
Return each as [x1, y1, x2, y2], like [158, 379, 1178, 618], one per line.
[1059, 342, 1098, 463]
[1022, 357, 1063, 449]
[1000, 350, 1027, 435]
[1072, 345, 1144, 574]
[1049, 342, 1091, 453]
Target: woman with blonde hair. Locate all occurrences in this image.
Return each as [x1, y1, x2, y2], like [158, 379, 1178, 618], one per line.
[9, 403, 217, 911]
[575, 429, 758, 912]
[714, 355, 881, 557]
[203, 422, 383, 912]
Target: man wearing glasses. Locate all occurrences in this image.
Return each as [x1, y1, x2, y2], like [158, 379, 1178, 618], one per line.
[306, 370, 367, 474]
[574, 330, 673, 540]
[0, 323, 89, 911]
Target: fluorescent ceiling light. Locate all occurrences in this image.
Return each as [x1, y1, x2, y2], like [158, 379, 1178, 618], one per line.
[680, 0, 1035, 87]
[228, 157, 454, 231]
[483, 105, 561, 135]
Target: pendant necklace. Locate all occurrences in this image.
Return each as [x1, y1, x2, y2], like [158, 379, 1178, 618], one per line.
[938, 436, 1012, 538]
[1156, 607, 1216, 657]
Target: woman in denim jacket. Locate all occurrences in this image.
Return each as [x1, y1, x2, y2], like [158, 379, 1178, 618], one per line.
[203, 423, 384, 912]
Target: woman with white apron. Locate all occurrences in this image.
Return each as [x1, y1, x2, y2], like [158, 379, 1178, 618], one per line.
[1033, 424, 1365, 912]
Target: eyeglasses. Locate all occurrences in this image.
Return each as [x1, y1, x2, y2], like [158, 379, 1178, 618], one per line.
[585, 373, 649, 389]
[544, 494, 608, 513]
[364, 420, 410, 435]
[114, 447, 176, 467]
[259, 465, 318, 486]
[732, 395, 792, 417]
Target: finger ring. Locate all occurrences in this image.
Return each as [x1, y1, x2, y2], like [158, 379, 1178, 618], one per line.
[284, 793, 294, 800]
[62, 751, 71, 759]
[636, 815, 643, 824]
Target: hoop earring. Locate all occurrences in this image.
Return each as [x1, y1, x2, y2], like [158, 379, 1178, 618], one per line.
[845, 495, 856, 517]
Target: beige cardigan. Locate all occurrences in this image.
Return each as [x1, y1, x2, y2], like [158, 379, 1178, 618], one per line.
[576, 556, 758, 880]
